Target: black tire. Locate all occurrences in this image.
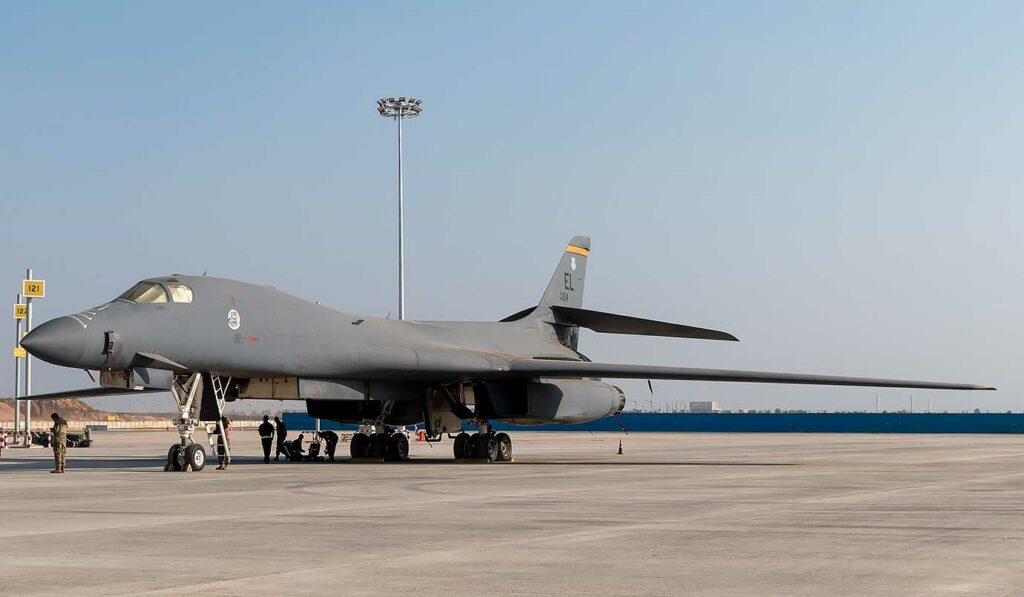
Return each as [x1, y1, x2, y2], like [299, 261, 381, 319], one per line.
[350, 433, 368, 459]
[370, 433, 389, 459]
[185, 444, 206, 471]
[453, 432, 469, 459]
[465, 433, 479, 459]
[389, 433, 409, 461]
[477, 433, 498, 461]
[495, 432, 513, 462]
[167, 445, 184, 471]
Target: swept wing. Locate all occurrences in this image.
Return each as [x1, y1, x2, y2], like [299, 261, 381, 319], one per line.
[509, 359, 994, 391]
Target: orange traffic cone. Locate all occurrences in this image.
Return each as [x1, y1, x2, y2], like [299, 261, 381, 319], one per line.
[617, 439, 623, 455]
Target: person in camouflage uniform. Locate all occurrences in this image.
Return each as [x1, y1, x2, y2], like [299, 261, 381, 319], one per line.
[50, 412, 68, 474]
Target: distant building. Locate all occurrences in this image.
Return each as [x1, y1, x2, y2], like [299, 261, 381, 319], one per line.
[689, 401, 721, 413]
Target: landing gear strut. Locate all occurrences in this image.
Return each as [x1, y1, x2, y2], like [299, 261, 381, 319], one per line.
[163, 372, 230, 472]
[165, 373, 202, 471]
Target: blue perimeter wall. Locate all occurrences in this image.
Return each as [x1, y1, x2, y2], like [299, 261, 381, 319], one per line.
[282, 412, 1024, 434]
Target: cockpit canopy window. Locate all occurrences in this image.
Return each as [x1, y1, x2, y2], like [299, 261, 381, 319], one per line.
[117, 282, 169, 304]
[165, 283, 194, 304]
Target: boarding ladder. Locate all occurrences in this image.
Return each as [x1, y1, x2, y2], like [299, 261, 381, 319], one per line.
[205, 374, 232, 462]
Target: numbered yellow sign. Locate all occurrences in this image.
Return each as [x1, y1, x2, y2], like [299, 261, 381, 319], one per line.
[12, 347, 26, 358]
[23, 280, 45, 298]
[13, 304, 27, 319]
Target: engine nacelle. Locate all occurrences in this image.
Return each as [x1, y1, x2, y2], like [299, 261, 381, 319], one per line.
[481, 379, 625, 425]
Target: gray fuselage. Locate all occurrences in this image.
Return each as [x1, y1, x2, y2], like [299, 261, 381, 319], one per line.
[33, 275, 580, 382]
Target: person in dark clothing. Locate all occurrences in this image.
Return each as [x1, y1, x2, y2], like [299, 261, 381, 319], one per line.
[274, 416, 288, 461]
[258, 415, 275, 464]
[318, 430, 339, 462]
[215, 416, 231, 470]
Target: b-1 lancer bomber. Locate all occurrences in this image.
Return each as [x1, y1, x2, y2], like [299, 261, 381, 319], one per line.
[20, 236, 993, 470]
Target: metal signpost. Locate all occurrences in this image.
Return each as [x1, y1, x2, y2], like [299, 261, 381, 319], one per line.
[13, 293, 25, 442]
[22, 271, 44, 445]
[377, 97, 423, 321]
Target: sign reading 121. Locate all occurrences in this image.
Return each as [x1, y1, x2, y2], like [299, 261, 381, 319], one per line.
[23, 280, 45, 298]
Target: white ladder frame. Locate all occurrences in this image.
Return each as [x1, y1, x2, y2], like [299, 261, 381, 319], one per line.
[205, 374, 232, 461]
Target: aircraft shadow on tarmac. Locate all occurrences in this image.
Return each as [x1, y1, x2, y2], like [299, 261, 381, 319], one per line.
[0, 456, 796, 471]
[221, 457, 798, 467]
[483, 461, 796, 467]
[0, 457, 167, 471]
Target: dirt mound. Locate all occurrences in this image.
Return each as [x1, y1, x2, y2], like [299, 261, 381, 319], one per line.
[0, 397, 165, 422]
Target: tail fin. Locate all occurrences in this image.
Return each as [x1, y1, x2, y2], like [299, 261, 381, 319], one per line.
[498, 235, 738, 352]
[498, 235, 590, 350]
[539, 235, 590, 309]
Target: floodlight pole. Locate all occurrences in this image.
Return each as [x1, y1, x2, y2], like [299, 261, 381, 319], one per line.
[377, 97, 422, 321]
[397, 111, 405, 321]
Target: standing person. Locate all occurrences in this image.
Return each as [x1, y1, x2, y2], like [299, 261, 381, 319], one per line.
[319, 429, 339, 462]
[215, 416, 231, 470]
[274, 416, 288, 461]
[258, 415, 275, 464]
[49, 413, 68, 474]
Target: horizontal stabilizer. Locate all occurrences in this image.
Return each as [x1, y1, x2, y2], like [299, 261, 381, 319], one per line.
[499, 306, 536, 323]
[17, 387, 165, 400]
[510, 359, 995, 391]
[550, 306, 738, 342]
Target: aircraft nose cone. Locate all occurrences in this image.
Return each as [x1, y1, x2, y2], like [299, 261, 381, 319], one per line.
[21, 317, 87, 367]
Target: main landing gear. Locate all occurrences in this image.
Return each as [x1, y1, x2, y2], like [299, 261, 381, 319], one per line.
[349, 430, 410, 462]
[452, 424, 513, 462]
[349, 400, 410, 462]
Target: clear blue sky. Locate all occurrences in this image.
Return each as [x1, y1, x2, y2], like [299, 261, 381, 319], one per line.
[2, 2, 1020, 412]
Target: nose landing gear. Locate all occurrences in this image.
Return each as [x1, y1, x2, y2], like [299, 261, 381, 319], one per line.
[164, 373, 201, 471]
[163, 372, 227, 472]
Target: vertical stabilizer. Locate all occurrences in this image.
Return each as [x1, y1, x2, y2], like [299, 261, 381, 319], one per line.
[539, 235, 589, 309]
[499, 236, 590, 349]
[532, 235, 590, 349]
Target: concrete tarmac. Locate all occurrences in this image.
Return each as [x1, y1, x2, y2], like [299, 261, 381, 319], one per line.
[2, 430, 1024, 596]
